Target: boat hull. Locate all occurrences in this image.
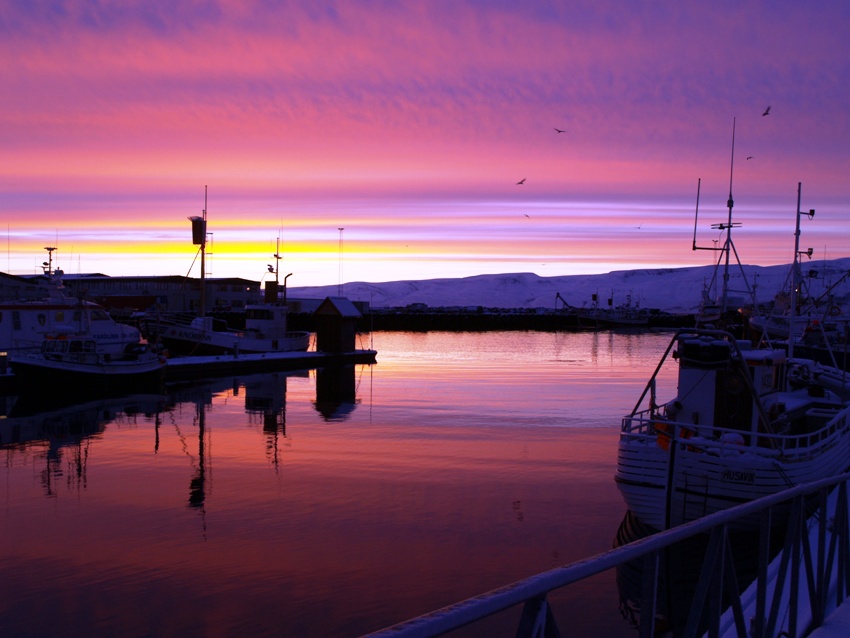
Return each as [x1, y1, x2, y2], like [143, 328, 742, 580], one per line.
[615, 422, 850, 530]
[11, 355, 166, 397]
[156, 325, 311, 356]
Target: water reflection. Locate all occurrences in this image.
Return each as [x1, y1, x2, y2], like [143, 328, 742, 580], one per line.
[0, 392, 165, 497]
[0, 332, 675, 637]
[1, 366, 360, 502]
[314, 365, 360, 421]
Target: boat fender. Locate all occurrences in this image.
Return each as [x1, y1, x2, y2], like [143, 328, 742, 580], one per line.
[720, 432, 745, 446]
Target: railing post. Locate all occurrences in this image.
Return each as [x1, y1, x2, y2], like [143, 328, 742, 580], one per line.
[638, 551, 658, 638]
[515, 594, 561, 638]
[789, 495, 805, 638]
[751, 508, 772, 638]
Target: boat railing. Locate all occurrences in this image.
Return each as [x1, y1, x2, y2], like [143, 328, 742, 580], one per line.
[363, 472, 850, 637]
[622, 408, 849, 458]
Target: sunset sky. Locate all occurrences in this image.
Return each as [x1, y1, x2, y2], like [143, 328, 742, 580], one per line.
[2, 1, 848, 287]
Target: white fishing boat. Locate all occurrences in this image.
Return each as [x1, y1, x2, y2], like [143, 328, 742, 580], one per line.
[150, 302, 311, 356]
[145, 192, 310, 357]
[11, 333, 167, 396]
[616, 181, 850, 530]
[0, 247, 144, 356]
[615, 327, 850, 530]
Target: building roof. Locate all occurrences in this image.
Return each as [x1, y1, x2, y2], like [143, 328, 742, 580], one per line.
[314, 296, 362, 318]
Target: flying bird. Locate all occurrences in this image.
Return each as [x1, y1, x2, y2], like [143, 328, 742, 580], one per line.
[762, 106, 771, 116]
[747, 156, 754, 160]
[524, 214, 530, 218]
[516, 178, 526, 185]
[554, 127, 565, 133]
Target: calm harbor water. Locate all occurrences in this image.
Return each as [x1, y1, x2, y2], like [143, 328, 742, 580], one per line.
[0, 330, 678, 637]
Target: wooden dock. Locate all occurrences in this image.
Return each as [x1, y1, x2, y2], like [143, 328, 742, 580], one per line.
[164, 348, 377, 382]
[0, 349, 377, 394]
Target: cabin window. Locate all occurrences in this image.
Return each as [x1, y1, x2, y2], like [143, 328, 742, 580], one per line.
[83, 341, 96, 352]
[91, 310, 109, 321]
[246, 309, 273, 320]
[12, 311, 20, 330]
[69, 341, 82, 353]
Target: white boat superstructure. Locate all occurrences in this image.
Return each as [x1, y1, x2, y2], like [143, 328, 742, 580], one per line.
[151, 302, 311, 356]
[615, 328, 850, 530]
[0, 249, 142, 356]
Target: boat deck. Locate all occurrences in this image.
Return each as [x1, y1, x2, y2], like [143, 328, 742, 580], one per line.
[809, 602, 850, 637]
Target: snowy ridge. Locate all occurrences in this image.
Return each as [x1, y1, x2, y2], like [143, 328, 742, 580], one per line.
[289, 259, 850, 313]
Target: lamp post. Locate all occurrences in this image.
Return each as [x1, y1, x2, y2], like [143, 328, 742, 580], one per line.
[338, 227, 344, 297]
[283, 273, 293, 306]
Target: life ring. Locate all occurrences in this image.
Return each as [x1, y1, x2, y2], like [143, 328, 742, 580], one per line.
[829, 305, 842, 317]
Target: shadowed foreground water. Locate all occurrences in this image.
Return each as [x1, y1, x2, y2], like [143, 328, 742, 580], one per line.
[0, 330, 677, 637]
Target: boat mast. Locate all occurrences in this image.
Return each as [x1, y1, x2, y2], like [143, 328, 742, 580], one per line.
[721, 118, 736, 314]
[691, 119, 742, 320]
[789, 182, 815, 359]
[189, 186, 208, 318]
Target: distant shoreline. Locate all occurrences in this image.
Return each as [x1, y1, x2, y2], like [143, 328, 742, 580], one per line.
[286, 309, 696, 333]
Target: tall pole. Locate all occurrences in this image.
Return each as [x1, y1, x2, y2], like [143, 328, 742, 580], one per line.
[200, 186, 207, 317]
[338, 227, 344, 297]
[273, 237, 281, 285]
[722, 118, 736, 314]
[789, 183, 815, 360]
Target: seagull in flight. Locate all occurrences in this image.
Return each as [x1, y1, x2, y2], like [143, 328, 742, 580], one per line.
[554, 127, 565, 133]
[524, 214, 530, 218]
[747, 156, 754, 160]
[516, 178, 526, 185]
[762, 106, 771, 116]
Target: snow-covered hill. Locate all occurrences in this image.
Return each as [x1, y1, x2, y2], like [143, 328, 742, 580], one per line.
[288, 259, 850, 313]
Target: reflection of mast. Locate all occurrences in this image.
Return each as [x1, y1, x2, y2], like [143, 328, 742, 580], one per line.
[188, 398, 207, 512]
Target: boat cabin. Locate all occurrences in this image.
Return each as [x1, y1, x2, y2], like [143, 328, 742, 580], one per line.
[670, 334, 786, 438]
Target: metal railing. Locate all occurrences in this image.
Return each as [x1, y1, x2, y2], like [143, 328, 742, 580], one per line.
[364, 472, 850, 638]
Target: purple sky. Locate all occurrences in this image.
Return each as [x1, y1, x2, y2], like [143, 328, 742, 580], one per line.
[1, 1, 848, 285]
